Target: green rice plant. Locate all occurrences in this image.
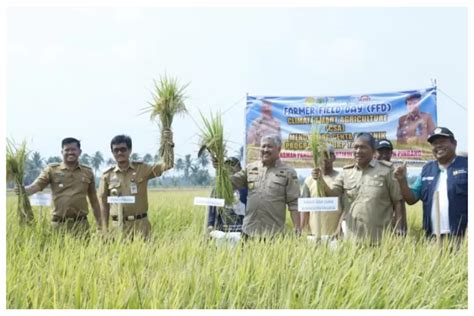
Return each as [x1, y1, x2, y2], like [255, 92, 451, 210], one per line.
[144, 74, 188, 167]
[198, 111, 234, 206]
[6, 139, 34, 224]
[309, 122, 329, 198]
[5, 192, 468, 309]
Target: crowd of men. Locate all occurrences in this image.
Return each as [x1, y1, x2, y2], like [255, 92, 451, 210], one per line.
[19, 126, 468, 245]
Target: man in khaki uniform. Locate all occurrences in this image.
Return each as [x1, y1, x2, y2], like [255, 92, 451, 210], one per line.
[396, 93, 435, 145]
[231, 134, 301, 238]
[247, 100, 282, 146]
[300, 145, 346, 238]
[98, 132, 173, 239]
[21, 137, 101, 234]
[314, 133, 403, 244]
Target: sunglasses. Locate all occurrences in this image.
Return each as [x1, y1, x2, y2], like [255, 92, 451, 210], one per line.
[112, 147, 129, 154]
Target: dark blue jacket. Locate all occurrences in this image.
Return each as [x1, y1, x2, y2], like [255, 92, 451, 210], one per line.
[207, 188, 247, 232]
[420, 156, 468, 236]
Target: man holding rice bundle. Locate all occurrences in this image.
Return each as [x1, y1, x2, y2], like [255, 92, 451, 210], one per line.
[230, 134, 301, 239]
[19, 137, 101, 235]
[313, 133, 404, 244]
[98, 133, 174, 239]
[300, 145, 347, 239]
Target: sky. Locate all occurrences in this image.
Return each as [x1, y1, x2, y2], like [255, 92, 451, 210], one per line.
[5, 6, 469, 171]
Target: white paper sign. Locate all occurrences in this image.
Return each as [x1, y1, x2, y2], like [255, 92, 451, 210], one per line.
[194, 197, 225, 207]
[30, 193, 52, 206]
[107, 196, 136, 204]
[298, 197, 339, 212]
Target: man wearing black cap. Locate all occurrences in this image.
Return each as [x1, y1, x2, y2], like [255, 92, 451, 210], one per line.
[396, 93, 435, 145]
[394, 127, 468, 238]
[375, 139, 407, 235]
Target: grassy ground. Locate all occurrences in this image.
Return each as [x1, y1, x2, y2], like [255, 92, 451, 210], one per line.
[6, 190, 467, 309]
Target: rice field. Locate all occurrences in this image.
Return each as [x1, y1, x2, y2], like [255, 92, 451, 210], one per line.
[6, 189, 467, 309]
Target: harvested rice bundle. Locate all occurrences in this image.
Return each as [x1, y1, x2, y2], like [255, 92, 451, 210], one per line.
[198, 111, 234, 206]
[145, 74, 188, 168]
[6, 139, 34, 224]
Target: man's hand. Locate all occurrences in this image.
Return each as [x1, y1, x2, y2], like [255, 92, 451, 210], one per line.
[311, 168, 322, 180]
[211, 157, 218, 169]
[14, 186, 27, 196]
[207, 226, 214, 235]
[394, 161, 408, 181]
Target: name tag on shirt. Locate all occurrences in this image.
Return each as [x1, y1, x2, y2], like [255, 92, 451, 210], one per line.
[130, 183, 138, 194]
[298, 197, 339, 212]
[422, 176, 435, 181]
[107, 196, 136, 204]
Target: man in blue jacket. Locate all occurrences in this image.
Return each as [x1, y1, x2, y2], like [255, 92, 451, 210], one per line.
[394, 127, 468, 238]
[207, 157, 247, 233]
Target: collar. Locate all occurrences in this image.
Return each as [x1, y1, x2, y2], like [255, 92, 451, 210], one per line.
[114, 161, 136, 173]
[59, 162, 80, 170]
[355, 159, 377, 170]
[261, 158, 283, 168]
[438, 155, 457, 170]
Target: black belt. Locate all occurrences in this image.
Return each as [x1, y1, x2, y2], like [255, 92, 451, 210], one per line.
[51, 215, 88, 223]
[112, 213, 147, 222]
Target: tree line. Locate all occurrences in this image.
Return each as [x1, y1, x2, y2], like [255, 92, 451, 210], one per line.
[19, 150, 231, 188]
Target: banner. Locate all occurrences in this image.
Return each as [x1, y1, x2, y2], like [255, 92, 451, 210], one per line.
[246, 87, 437, 168]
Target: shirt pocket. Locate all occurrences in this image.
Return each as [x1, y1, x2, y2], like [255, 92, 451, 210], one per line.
[81, 176, 91, 190]
[362, 178, 385, 198]
[247, 174, 259, 191]
[268, 175, 287, 199]
[51, 172, 65, 190]
[133, 177, 145, 194]
[454, 177, 467, 195]
[343, 183, 359, 201]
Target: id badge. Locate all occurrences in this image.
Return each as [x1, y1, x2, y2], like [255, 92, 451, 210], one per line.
[130, 183, 138, 194]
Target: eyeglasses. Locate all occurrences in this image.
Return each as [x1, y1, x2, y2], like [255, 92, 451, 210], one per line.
[112, 147, 129, 154]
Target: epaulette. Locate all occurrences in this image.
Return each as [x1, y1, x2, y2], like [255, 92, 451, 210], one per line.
[48, 162, 60, 167]
[132, 160, 144, 164]
[102, 166, 115, 174]
[343, 163, 355, 169]
[378, 160, 393, 167]
[79, 164, 92, 170]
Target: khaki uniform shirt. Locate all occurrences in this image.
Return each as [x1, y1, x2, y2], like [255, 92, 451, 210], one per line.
[397, 112, 435, 144]
[302, 170, 345, 236]
[98, 161, 163, 217]
[330, 159, 402, 243]
[231, 159, 300, 237]
[32, 162, 95, 218]
[246, 116, 281, 146]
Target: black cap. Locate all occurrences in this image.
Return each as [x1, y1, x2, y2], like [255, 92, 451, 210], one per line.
[224, 157, 240, 167]
[427, 127, 455, 143]
[376, 139, 393, 150]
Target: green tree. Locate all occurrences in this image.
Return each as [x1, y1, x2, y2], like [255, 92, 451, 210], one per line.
[47, 156, 62, 164]
[79, 154, 91, 166]
[106, 158, 115, 166]
[131, 153, 140, 161]
[143, 153, 153, 164]
[175, 158, 184, 174]
[91, 151, 104, 177]
[184, 154, 192, 178]
[197, 151, 209, 169]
